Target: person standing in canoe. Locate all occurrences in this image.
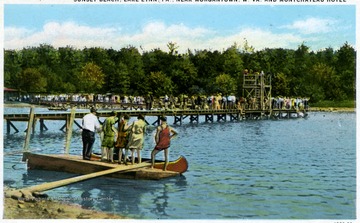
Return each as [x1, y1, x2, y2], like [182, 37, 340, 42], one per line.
[151, 116, 178, 171]
[101, 111, 118, 163]
[126, 114, 147, 165]
[115, 114, 131, 164]
[82, 107, 102, 160]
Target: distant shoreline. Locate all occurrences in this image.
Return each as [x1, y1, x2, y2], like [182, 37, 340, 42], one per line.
[3, 102, 44, 108]
[308, 107, 355, 112]
[3, 102, 355, 112]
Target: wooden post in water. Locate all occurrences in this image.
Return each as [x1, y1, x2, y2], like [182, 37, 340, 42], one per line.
[32, 119, 37, 134]
[6, 120, 11, 134]
[39, 119, 48, 132]
[6, 120, 19, 134]
[65, 108, 76, 155]
[23, 107, 35, 152]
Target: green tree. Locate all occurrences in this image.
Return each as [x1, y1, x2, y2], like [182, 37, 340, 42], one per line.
[119, 46, 146, 95]
[38, 65, 63, 93]
[170, 55, 198, 95]
[17, 68, 47, 92]
[241, 39, 255, 54]
[272, 72, 290, 97]
[190, 50, 223, 94]
[292, 43, 311, 96]
[215, 73, 237, 95]
[315, 47, 336, 67]
[142, 48, 177, 78]
[76, 62, 105, 93]
[167, 42, 179, 55]
[223, 45, 244, 94]
[3, 42, 356, 104]
[148, 71, 174, 97]
[4, 50, 23, 88]
[302, 84, 325, 102]
[311, 63, 345, 101]
[58, 46, 85, 92]
[62, 82, 77, 93]
[36, 44, 60, 70]
[83, 47, 109, 65]
[106, 62, 130, 94]
[335, 42, 356, 99]
[20, 47, 39, 69]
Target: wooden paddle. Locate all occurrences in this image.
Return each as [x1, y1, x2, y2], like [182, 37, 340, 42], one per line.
[7, 162, 151, 200]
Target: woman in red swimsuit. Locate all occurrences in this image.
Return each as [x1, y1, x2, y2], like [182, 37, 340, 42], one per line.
[151, 116, 178, 171]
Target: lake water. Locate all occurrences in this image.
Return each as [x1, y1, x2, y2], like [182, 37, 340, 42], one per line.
[3, 107, 356, 219]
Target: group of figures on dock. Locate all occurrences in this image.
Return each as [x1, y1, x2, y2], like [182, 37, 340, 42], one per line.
[12, 92, 309, 112]
[81, 108, 177, 171]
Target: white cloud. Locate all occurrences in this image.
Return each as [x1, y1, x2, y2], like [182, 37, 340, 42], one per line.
[4, 21, 320, 53]
[220, 28, 303, 50]
[5, 22, 120, 49]
[282, 17, 337, 35]
[5, 27, 32, 39]
[117, 21, 214, 51]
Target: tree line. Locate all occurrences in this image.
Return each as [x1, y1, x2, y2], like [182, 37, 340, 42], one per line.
[4, 41, 356, 103]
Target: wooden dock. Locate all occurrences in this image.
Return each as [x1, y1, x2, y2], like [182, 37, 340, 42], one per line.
[3, 108, 307, 134]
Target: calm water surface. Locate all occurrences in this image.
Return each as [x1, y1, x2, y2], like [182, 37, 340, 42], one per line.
[3, 107, 356, 219]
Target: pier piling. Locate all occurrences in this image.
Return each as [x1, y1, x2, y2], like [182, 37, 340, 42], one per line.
[65, 108, 76, 154]
[23, 107, 35, 152]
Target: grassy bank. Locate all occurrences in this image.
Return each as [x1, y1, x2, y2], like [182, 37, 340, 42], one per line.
[310, 100, 355, 108]
[308, 100, 355, 112]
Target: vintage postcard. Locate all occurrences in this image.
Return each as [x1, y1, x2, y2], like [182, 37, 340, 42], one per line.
[1, 0, 358, 222]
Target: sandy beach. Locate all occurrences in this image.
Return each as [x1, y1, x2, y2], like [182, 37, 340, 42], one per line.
[3, 189, 125, 219]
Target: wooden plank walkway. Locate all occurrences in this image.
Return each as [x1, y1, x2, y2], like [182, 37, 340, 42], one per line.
[3, 108, 307, 133]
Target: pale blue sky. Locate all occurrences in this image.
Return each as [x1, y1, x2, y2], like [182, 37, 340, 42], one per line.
[4, 4, 356, 52]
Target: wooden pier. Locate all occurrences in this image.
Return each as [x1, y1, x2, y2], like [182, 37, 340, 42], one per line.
[4, 108, 307, 134]
[5, 72, 310, 135]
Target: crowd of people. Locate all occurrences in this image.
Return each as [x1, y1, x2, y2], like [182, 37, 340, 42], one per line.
[7, 92, 310, 112]
[270, 97, 310, 110]
[81, 108, 177, 171]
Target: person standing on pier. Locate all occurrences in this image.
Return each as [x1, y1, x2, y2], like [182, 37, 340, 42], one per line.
[126, 114, 147, 165]
[101, 111, 118, 163]
[151, 116, 178, 171]
[115, 114, 131, 164]
[82, 107, 102, 160]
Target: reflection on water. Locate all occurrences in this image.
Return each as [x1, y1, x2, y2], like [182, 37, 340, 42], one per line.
[3, 109, 356, 219]
[18, 168, 188, 219]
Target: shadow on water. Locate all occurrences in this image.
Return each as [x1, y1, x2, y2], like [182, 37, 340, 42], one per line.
[17, 169, 188, 218]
